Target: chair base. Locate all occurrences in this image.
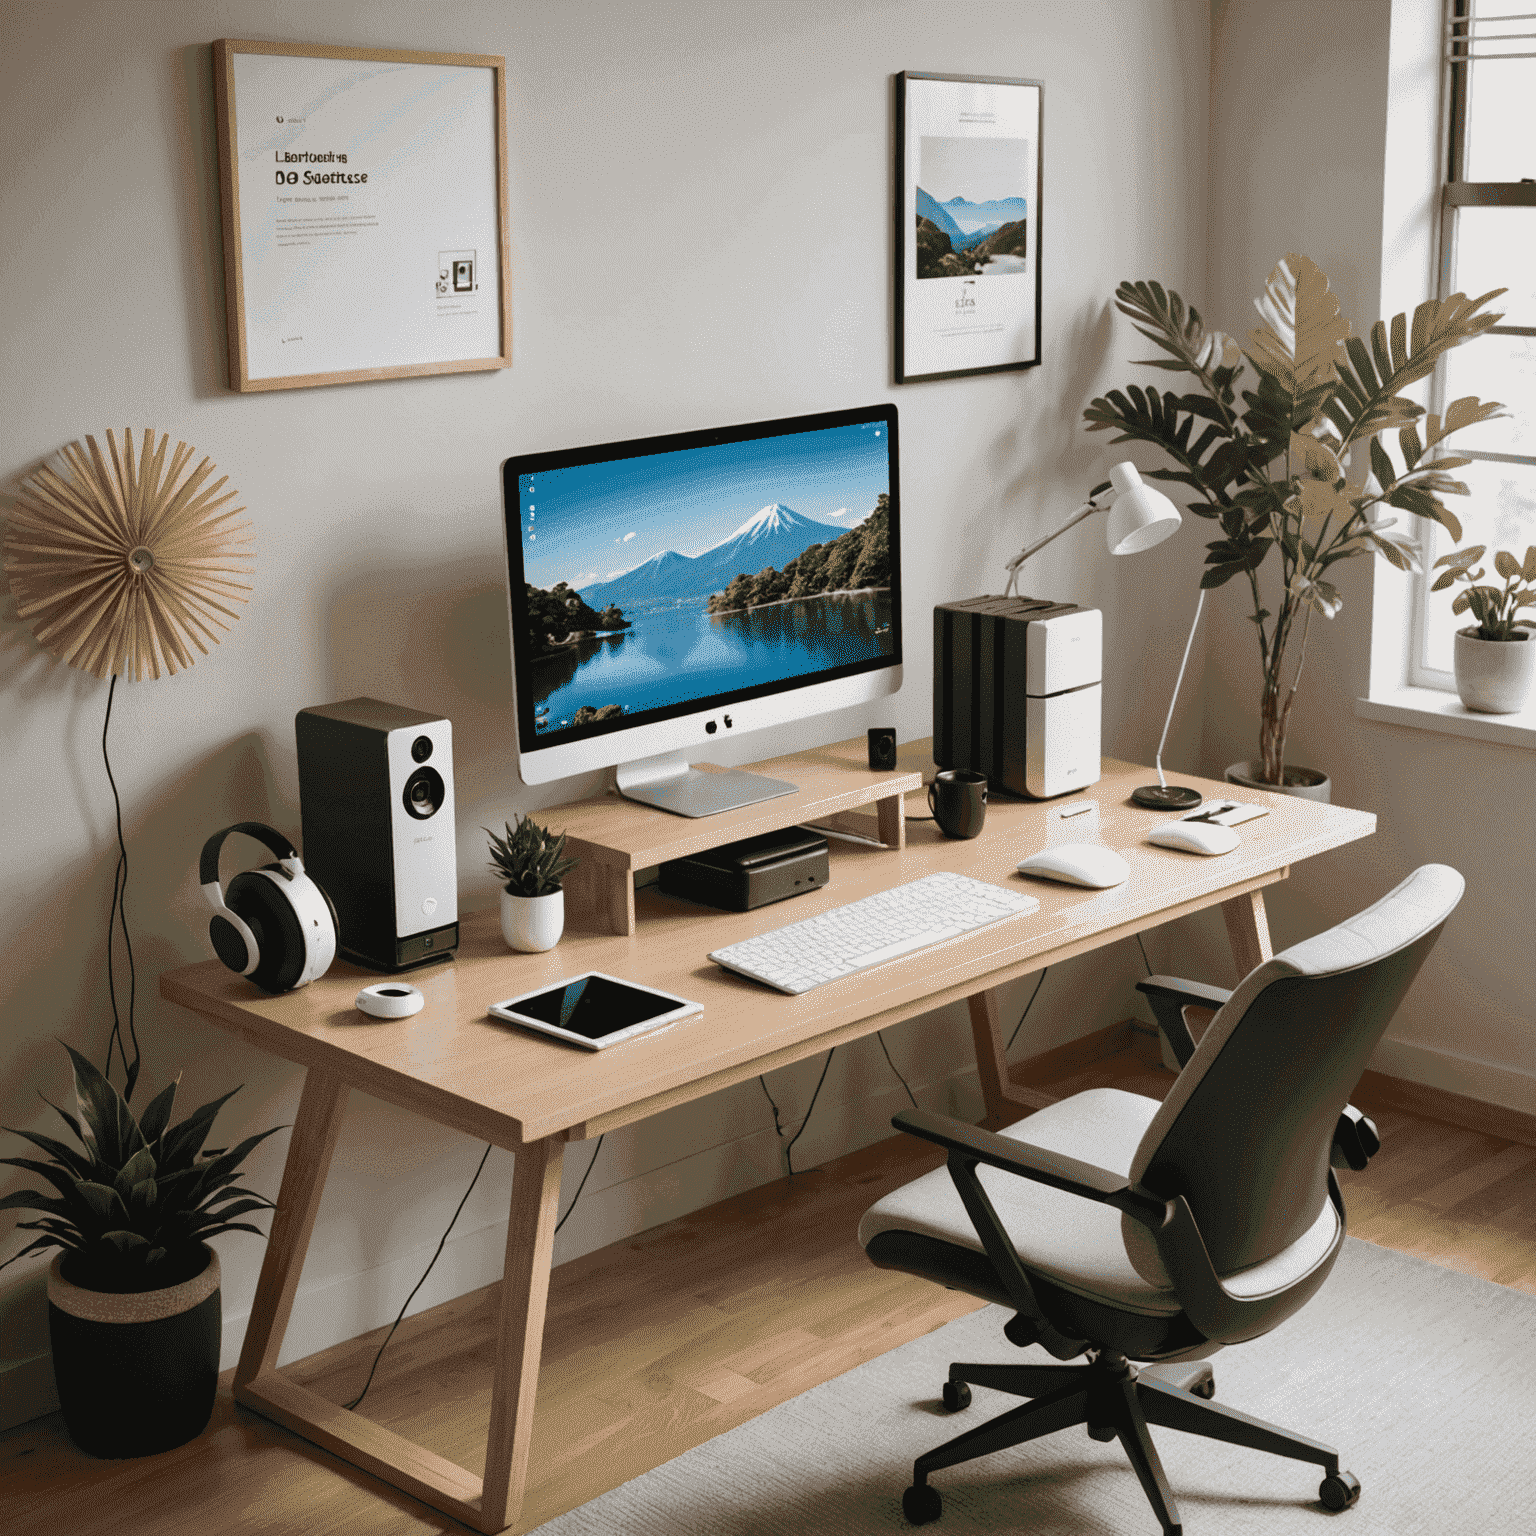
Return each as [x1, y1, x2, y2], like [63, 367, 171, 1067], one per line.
[903, 1349, 1357, 1535]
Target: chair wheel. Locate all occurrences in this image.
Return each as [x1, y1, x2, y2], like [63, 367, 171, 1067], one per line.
[1193, 1375, 1216, 1399]
[941, 1380, 972, 1412]
[1319, 1471, 1361, 1511]
[903, 1482, 943, 1525]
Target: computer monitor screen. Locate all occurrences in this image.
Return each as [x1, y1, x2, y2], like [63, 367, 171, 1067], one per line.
[501, 403, 900, 797]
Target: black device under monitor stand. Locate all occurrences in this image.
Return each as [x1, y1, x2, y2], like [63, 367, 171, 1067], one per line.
[1133, 588, 1206, 813]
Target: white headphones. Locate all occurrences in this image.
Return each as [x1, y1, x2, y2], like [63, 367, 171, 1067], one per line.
[199, 822, 338, 993]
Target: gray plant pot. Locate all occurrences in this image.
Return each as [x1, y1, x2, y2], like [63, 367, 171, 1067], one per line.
[1225, 760, 1332, 804]
[1453, 628, 1535, 714]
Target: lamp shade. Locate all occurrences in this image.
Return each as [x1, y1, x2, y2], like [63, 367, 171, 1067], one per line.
[1105, 462, 1181, 556]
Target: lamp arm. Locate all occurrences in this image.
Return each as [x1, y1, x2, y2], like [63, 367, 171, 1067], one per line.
[1003, 497, 1103, 597]
[1153, 586, 1206, 788]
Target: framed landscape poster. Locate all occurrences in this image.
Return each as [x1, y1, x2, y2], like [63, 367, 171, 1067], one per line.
[894, 72, 1043, 384]
[213, 39, 511, 392]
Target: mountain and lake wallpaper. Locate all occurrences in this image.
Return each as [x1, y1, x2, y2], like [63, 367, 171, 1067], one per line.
[514, 421, 894, 733]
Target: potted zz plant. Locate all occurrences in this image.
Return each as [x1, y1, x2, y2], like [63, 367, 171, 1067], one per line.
[487, 815, 578, 953]
[0, 1045, 281, 1458]
[1432, 543, 1536, 713]
[1085, 252, 1506, 793]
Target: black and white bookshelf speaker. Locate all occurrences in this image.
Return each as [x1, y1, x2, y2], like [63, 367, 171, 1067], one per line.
[295, 697, 459, 972]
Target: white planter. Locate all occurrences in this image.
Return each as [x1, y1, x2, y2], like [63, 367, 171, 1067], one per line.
[501, 887, 564, 952]
[1225, 760, 1332, 804]
[1453, 628, 1535, 714]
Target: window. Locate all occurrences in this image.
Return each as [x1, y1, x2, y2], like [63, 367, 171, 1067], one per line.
[1411, 2, 1536, 689]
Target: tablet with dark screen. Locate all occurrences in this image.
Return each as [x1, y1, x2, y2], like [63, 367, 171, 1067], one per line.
[488, 972, 702, 1050]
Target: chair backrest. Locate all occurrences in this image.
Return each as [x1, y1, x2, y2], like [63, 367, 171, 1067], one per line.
[1125, 864, 1464, 1281]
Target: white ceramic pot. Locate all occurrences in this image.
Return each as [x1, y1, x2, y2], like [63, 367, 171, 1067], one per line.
[1453, 628, 1535, 714]
[501, 887, 564, 952]
[1225, 761, 1332, 804]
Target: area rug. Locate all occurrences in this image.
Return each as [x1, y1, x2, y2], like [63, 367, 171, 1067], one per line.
[529, 1238, 1536, 1535]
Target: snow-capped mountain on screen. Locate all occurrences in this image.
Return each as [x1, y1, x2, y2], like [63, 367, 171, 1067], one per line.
[578, 503, 843, 611]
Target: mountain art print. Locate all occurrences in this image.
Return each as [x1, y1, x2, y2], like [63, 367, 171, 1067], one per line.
[915, 135, 1030, 279]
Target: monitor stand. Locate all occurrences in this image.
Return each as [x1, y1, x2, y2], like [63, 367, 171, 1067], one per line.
[614, 752, 798, 818]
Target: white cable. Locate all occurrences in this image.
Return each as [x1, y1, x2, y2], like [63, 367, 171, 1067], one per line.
[1154, 587, 1206, 789]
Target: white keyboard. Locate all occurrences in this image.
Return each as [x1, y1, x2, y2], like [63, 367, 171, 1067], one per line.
[709, 872, 1039, 995]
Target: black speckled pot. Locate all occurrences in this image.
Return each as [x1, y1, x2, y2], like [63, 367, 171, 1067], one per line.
[47, 1246, 220, 1458]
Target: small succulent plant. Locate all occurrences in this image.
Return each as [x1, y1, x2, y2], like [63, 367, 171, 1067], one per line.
[0, 1045, 281, 1294]
[1432, 543, 1536, 641]
[485, 815, 578, 898]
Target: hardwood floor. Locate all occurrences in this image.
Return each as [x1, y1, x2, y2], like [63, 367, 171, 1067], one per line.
[5, 1040, 1533, 1534]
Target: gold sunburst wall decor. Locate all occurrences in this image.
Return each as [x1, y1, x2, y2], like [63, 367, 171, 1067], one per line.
[4, 429, 253, 681]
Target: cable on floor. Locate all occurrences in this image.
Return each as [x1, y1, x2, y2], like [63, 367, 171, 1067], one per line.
[1005, 969, 1049, 1055]
[555, 1134, 605, 1236]
[876, 1030, 919, 1109]
[783, 1049, 835, 1176]
[346, 1132, 606, 1410]
[758, 1074, 786, 1144]
[345, 1142, 493, 1410]
[100, 675, 141, 1100]
[1136, 932, 1154, 976]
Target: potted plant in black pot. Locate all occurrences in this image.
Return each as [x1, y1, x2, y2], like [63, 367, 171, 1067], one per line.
[486, 815, 578, 953]
[0, 1044, 281, 1458]
[1432, 542, 1536, 713]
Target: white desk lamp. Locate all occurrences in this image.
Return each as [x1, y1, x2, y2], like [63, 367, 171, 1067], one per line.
[1003, 461, 1204, 812]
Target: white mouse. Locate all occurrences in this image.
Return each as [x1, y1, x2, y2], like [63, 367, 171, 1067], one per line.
[1147, 820, 1241, 856]
[1016, 842, 1130, 889]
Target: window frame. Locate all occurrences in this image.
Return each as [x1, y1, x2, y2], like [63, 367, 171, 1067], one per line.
[1407, 0, 1536, 691]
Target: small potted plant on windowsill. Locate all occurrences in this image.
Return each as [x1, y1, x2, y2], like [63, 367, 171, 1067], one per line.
[487, 815, 578, 953]
[0, 1045, 281, 1458]
[1432, 543, 1536, 713]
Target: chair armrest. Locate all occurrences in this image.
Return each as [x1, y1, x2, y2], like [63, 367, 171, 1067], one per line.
[890, 1109, 1093, 1358]
[1135, 975, 1233, 1068]
[891, 1109, 1167, 1228]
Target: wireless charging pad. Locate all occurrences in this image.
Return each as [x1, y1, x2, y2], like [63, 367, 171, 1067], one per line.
[1131, 784, 1203, 812]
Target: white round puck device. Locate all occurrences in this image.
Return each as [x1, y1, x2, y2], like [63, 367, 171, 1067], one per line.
[355, 983, 425, 1020]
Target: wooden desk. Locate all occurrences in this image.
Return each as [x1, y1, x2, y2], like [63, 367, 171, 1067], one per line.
[159, 741, 1374, 1532]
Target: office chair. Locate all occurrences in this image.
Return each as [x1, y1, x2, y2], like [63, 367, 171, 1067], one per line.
[859, 863, 1463, 1534]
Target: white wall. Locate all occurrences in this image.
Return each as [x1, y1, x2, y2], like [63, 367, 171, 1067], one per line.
[1198, 0, 1535, 1107]
[0, 0, 1212, 1425]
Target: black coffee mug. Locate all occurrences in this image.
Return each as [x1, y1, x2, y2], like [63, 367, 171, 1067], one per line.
[928, 769, 987, 839]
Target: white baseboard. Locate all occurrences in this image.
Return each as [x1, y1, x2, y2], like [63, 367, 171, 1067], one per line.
[1370, 1035, 1536, 1118]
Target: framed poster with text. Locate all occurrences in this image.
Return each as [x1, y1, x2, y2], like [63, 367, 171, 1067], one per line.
[213, 39, 511, 392]
[895, 72, 1043, 384]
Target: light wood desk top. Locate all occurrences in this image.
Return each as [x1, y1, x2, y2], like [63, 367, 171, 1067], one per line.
[161, 743, 1375, 1149]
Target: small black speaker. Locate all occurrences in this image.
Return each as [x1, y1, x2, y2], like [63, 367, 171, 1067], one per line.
[868, 727, 897, 771]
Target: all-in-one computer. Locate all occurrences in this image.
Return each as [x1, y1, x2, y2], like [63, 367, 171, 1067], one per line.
[500, 403, 901, 816]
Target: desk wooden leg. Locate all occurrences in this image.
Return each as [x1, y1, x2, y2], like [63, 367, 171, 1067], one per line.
[236, 1067, 349, 1386]
[1221, 887, 1275, 980]
[480, 1133, 566, 1533]
[967, 988, 1055, 1129]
